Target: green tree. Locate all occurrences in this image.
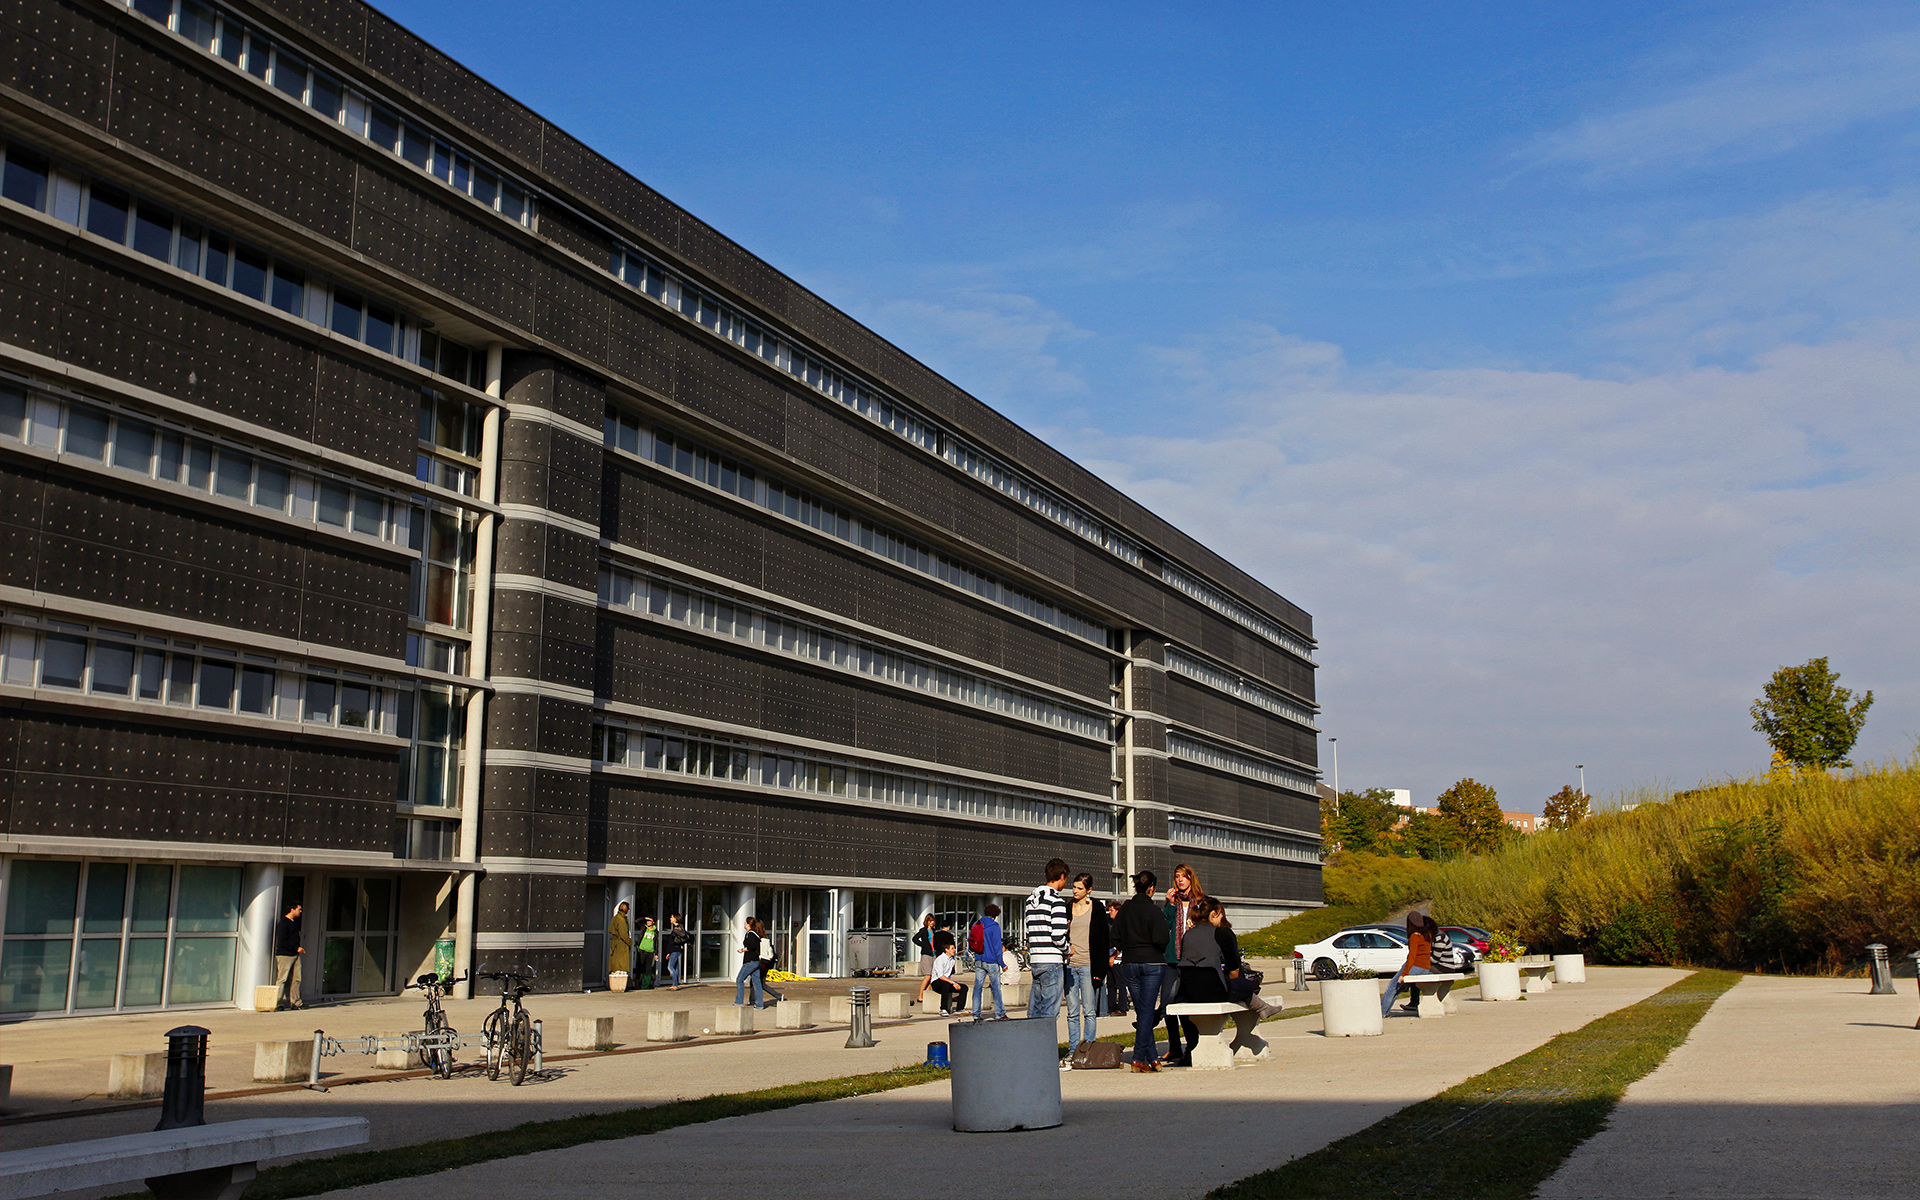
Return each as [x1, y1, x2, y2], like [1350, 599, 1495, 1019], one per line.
[1332, 788, 1403, 852]
[1436, 777, 1508, 853]
[1750, 657, 1874, 770]
[1400, 810, 1463, 860]
[1542, 785, 1590, 831]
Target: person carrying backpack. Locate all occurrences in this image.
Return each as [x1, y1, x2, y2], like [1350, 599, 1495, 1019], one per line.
[969, 903, 1008, 1020]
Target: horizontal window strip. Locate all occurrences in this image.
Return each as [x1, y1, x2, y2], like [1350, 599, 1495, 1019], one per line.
[595, 720, 1115, 837]
[1166, 731, 1319, 796]
[605, 410, 1109, 645]
[1169, 815, 1322, 864]
[0, 138, 485, 390]
[1160, 564, 1315, 662]
[600, 566, 1111, 741]
[1164, 644, 1317, 728]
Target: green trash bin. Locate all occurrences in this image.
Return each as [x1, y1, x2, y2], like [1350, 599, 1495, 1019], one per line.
[434, 937, 455, 982]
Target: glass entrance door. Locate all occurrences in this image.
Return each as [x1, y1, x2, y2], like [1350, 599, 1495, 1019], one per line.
[321, 876, 397, 997]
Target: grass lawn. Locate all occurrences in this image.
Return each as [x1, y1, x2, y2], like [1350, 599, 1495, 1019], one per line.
[1209, 968, 1743, 1199]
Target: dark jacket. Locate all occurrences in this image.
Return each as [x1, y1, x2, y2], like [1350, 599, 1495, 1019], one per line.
[1116, 895, 1169, 963]
[663, 925, 692, 952]
[1085, 902, 1112, 981]
[1177, 923, 1224, 969]
[741, 930, 761, 960]
[274, 913, 302, 957]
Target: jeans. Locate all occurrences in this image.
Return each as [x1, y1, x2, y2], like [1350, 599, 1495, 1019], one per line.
[667, 949, 684, 987]
[759, 962, 783, 1005]
[1029, 963, 1065, 1020]
[1383, 964, 1433, 1015]
[1065, 965, 1096, 1055]
[734, 960, 763, 1007]
[972, 962, 1005, 1018]
[1120, 963, 1165, 1066]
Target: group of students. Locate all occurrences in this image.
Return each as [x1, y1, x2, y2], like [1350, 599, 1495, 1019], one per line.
[918, 858, 1277, 1071]
[607, 903, 696, 991]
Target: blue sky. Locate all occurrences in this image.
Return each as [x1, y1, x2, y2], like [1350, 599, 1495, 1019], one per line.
[386, 1, 1919, 811]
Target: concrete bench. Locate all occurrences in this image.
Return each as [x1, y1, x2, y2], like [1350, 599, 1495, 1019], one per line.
[1518, 963, 1555, 993]
[1397, 972, 1471, 1017]
[1165, 999, 1276, 1069]
[0, 1117, 367, 1200]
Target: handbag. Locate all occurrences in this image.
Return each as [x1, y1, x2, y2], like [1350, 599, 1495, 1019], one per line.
[1070, 1041, 1125, 1069]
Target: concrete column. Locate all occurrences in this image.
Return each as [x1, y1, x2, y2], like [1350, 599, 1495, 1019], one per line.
[914, 892, 936, 965]
[234, 863, 282, 1010]
[730, 884, 755, 973]
[835, 890, 855, 978]
[612, 879, 638, 975]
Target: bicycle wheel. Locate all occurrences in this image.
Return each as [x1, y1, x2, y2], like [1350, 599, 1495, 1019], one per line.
[508, 1009, 531, 1086]
[483, 1009, 505, 1080]
[423, 1010, 453, 1079]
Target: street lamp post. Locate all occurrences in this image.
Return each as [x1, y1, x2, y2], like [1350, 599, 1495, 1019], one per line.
[1329, 737, 1339, 802]
[1577, 765, 1585, 796]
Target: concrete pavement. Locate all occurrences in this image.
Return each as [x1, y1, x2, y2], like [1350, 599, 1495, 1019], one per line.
[1537, 975, 1920, 1200]
[325, 966, 1689, 1200]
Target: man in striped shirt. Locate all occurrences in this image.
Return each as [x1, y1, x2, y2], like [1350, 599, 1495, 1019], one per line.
[1025, 858, 1072, 1029]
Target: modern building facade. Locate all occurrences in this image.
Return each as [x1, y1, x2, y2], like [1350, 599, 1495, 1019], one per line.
[0, 0, 1321, 1017]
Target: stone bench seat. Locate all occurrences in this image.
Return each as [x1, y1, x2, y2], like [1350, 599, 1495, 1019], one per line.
[1395, 971, 1471, 1017]
[1517, 963, 1556, 993]
[0, 1116, 368, 1200]
[1165, 999, 1278, 1069]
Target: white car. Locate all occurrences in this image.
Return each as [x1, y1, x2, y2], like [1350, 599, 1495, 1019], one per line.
[1292, 928, 1409, 979]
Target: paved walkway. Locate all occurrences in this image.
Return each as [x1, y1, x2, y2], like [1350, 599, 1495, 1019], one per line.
[324, 967, 1689, 1200]
[1537, 975, 1920, 1200]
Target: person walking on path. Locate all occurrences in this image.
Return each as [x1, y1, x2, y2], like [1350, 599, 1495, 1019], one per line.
[635, 916, 658, 989]
[1024, 858, 1072, 1026]
[970, 903, 1008, 1020]
[663, 913, 692, 990]
[734, 920, 766, 1008]
[1160, 864, 1207, 1066]
[273, 901, 304, 1010]
[756, 918, 785, 1007]
[1063, 872, 1111, 1067]
[608, 901, 633, 984]
[1117, 871, 1170, 1072]
[1383, 911, 1437, 1016]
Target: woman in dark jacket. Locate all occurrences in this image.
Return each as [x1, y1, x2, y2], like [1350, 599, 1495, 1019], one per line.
[1178, 901, 1280, 1019]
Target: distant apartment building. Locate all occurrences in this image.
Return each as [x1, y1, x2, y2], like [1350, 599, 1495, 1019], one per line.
[0, 0, 1323, 1018]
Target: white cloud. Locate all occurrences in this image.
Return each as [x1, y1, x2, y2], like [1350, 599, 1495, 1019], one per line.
[1054, 325, 1920, 811]
[868, 290, 1092, 404]
[1525, 23, 1920, 178]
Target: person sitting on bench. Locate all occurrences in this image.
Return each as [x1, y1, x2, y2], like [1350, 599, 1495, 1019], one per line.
[920, 933, 965, 1014]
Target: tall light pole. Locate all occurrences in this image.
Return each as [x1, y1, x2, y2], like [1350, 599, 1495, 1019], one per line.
[1329, 737, 1339, 800]
[1576, 765, 1585, 796]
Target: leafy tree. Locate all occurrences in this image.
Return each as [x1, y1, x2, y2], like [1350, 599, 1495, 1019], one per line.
[1542, 785, 1590, 831]
[1400, 810, 1463, 861]
[1751, 658, 1873, 770]
[1331, 787, 1403, 853]
[1436, 777, 1508, 853]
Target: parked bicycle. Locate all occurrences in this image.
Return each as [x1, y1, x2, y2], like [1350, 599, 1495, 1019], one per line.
[475, 964, 539, 1085]
[410, 971, 464, 1079]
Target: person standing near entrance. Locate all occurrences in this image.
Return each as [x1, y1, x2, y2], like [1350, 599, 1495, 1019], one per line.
[636, 916, 658, 990]
[663, 913, 692, 990]
[1116, 871, 1169, 1072]
[912, 914, 937, 965]
[1024, 858, 1071, 1027]
[969, 903, 1007, 1020]
[608, 901, 633, 985]
[273, 901, 304, 1011]
[1063, 872, 1110, 1067]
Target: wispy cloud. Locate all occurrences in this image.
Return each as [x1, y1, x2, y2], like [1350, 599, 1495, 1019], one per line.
[868, 290, 1093, 405]
[1524, 23, 1920, 178]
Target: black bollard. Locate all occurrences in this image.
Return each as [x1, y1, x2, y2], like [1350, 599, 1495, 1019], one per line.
[154, 1025, 210, 1131]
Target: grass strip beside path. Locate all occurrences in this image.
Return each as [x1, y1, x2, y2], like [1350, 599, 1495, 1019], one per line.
[195, 1064, 949, 1200]
[1210, 969, 1743, 1200]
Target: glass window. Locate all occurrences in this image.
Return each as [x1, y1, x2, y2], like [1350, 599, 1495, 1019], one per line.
[120, 937, 166, 1007]
[472, 169, 497, 208]
[500, 184, 525, 224]
[400, 125, 430, 169]
[177, 0, 215, 48]
[5, 860, 79, 934]
[231, 246, 268, 300]
[331, 290, 363, 339]
[167, 937, 235, 1004]
[254, 462, 290, 512]
[309, 72, 342, 121]
[351, 491, 383, 536]
[304, 678, 335, 723]
[129, 864, 173, 932]
[243, 32, 269, 79]
[339, 683, 372, 729]
[65, 406, 108, 459]
[165, 655, 193, 704]
[113, 418, 154, 473]
[451, 155, 470, 194]
[132, 203, 173, 261]
[74, 938, 122, 1009]
[317, 480, 349, 526]
[272, 50, 308, 99]
[2, 144, 50, 210]
[86, 184, 129, 242]
[42, 634, 86, 689]
[174, 865, 240, 933]
[186, 440, 212, 489]
[137, 649, 165, 699]
[216, 17, 243, 65]
[82, 863, 127, 933]
[363, 305, 395, 355]
[203, 234, 230, 287]
[131, 0, 171, 22]
[212, 449, 252, 500]
[197, 659, 234, 709]
[1, 940, 72, 1013]
[156, 431, 184, 482]
[269, 265, 303, 315]
[92, 640, 134, 695]
[239, 666, 273, 713]
[369, 108, 401, 153]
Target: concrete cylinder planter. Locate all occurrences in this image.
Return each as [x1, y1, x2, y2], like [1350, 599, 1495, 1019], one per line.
[1319, 978, 1385, 1036]
[1551, 954, 1587, 984]
[1477, 962, 1524, 1001]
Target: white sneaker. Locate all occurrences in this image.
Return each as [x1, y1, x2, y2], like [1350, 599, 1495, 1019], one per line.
[1059, 1061, 1074, 1071]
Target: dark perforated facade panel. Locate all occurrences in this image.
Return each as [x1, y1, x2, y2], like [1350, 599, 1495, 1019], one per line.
[1165, 759, 1319, 832]
[1165, 675, 1317, 765]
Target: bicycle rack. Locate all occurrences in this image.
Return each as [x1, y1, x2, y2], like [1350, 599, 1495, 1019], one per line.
[303, 1023, 542, 1091]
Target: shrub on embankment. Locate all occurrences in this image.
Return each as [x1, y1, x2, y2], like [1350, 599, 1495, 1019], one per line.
[1425, 757, 1920, 972]
[1243, 758, 1919, 972]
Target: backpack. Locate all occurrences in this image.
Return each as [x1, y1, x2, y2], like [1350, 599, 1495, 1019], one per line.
[969, 920, 986, 954]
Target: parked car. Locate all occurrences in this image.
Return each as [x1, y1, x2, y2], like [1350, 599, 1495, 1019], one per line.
[1441, 925, 1490, 963]
[1345, 923, 1413, 939]
[1292, 928, 1410, 979]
